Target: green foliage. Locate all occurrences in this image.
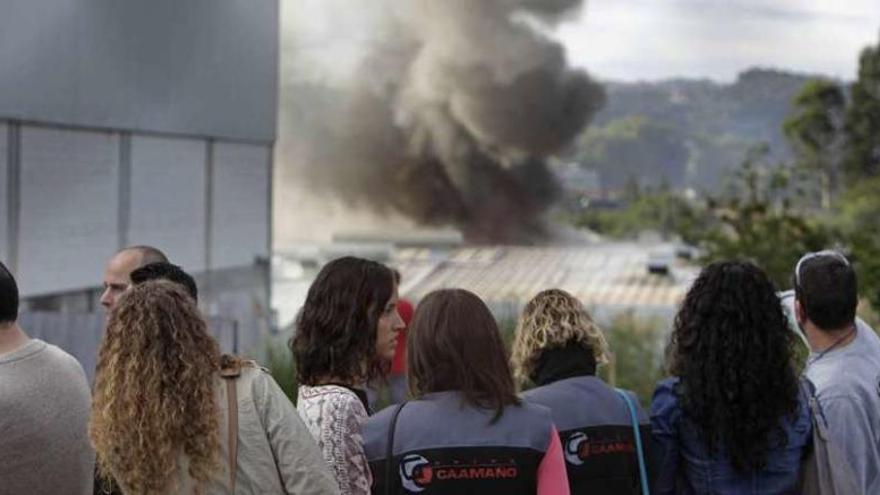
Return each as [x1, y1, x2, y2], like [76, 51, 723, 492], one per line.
[572, 68, 816, 190]
[843, 38, 880, 183]
[571, 189, 705, 243]
[696, 146, 837, 288]
[497, 314, 519, 350]
[784, 79, 845, 155]
[571, 146, 836, 290]
[265, 341, 298, 403]
[783, 79, 845, 209]
[595, 68, 811, 155]
[576, 116, 688, 191]
[598, 312, 666, 408]
[837, 176, 880, 312]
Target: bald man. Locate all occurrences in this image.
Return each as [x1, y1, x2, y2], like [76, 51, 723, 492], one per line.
[99, 246, 168, 310]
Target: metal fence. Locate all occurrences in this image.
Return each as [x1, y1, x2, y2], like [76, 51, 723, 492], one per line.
[19, 311, 240, 383]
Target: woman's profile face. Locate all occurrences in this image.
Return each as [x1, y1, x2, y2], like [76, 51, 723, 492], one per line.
[375, 284, 404, 362]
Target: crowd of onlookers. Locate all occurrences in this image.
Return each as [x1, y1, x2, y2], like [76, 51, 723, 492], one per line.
[0, 246, 878, 494]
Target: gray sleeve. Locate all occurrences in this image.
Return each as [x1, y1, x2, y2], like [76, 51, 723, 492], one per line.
[253, 372, 341, 495]
[821, 394, 879, 494]
[58, 346, 96, 495]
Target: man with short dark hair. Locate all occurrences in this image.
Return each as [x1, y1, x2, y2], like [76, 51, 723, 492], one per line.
[99, 245, 168, 310]
[794, 250, 880, 494]
[0, 261, 94, 494]
[130, 261, 198, 301]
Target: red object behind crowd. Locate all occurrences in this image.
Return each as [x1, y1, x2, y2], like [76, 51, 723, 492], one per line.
[391, 299, 414, 375]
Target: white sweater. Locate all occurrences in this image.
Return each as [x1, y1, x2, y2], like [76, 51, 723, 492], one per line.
[297, 384, 373, 495]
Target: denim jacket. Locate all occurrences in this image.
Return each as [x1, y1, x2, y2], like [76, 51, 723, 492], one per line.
[650, 377, 811, 495]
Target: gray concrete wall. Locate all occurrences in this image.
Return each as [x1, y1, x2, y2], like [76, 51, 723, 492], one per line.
[0, 1, 277, 343]
[17, 126, 119, 295]
[2, 121, 271, 305]
[21, 311, 244, 383]
[211, 142, 271, 270]
[128, 135, 208, 272]
[0, 0, 278, 142]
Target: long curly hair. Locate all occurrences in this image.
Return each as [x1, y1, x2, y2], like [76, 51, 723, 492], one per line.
[291, 256, 394, 386]
[511, 289, 610, 385]
[667, 260, 799, 471]
[90, 281, 221, 494]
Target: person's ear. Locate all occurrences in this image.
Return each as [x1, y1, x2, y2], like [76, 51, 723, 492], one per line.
[794, 298, 807, 326]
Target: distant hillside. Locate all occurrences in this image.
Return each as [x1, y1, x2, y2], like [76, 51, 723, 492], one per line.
[570, 68, 823, 193]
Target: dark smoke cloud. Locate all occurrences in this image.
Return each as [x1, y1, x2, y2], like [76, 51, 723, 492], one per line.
[279, 0, 604, 242]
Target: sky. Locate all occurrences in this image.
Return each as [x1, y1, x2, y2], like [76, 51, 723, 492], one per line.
[275, 0, 880, 245]
[556, 0, 880, 82]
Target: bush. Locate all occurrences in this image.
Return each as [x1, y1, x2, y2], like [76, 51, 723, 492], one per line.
[599, 312, 666, 408]
[265, 340, 298, 403]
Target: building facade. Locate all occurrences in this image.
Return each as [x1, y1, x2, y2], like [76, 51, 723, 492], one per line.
[1, 0, 278, 354]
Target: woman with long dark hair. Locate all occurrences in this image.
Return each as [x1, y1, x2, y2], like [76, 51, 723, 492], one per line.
[651, 260, 811, 494]
[363, 289, 570, 495]
[292, 257, 404, 495]
[90, 281, 338, 494]
[512, 288, 652, 494]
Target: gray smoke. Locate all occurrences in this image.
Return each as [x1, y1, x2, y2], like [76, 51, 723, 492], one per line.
[279, 0, 604, 242]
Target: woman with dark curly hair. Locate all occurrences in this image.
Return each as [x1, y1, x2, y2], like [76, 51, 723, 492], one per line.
[90, 280, 338, 495]
[292, 256, 404, 495]
[651, 260, 811, 494]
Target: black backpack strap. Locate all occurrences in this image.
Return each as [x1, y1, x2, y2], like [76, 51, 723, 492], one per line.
[385, 402, 407, 495]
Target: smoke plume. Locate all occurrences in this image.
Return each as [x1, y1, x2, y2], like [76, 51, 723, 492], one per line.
[279, 0, 604, 242]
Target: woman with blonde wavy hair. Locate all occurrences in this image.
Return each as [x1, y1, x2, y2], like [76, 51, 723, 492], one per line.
[90, 280, 339, 495]
[512, 288, 652, 494]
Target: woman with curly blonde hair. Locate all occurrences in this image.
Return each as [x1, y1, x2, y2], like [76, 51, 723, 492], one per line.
[90, 280, 339, 495]
[512, 289, 652, 494]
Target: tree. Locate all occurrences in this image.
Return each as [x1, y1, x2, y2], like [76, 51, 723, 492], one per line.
[577, 117, 689, 193]
[843, 35, 880, 183]
[837, 176, 880, 312]
[599, 312, 665, 407]
[570, 189, 706, 242]
[695, 146, 835, 288]
[784, 79, 845, 209]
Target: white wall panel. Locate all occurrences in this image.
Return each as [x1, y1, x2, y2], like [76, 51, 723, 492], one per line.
[128, 135, 206, 272]
[0, 0, 277, 142]
[0, 122, 8, 267]
[18, 126, 119, 296]
[211, 142, 269, 269]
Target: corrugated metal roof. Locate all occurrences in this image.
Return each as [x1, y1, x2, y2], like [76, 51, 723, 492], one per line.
[272, 241, 700, 329]
[395, 243, 698, 321]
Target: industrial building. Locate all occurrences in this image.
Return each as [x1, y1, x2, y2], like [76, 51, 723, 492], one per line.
[1, 0, 278, 368]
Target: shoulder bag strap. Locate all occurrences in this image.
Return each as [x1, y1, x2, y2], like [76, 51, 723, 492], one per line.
[385, 402, 407, 495]
[220, 355, 242, 493]
[615, 388, 650, 495]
